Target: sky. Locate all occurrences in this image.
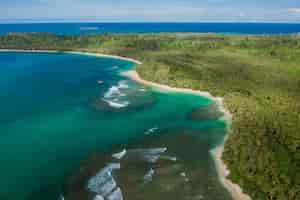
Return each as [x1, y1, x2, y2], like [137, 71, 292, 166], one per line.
[0, 0, 300, 23]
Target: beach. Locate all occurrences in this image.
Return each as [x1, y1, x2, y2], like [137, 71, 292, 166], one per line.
[122, 70, 252, 200]
[210, 144, 252, 200]
[0, 49, 143, 65]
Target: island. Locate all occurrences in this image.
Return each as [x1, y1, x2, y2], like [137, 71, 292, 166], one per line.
[0, 33, 299, 200]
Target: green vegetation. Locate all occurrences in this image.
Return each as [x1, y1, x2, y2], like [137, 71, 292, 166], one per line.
[1, 32, 300, 200]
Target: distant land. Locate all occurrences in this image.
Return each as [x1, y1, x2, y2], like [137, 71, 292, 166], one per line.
[0, 22, 300, 35]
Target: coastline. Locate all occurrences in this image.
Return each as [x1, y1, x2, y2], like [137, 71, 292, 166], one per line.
[210, 141, 251, 200]
[0, 48, 250, 200]
[0, 49, 142, 65]
[122, 70, 251, 200]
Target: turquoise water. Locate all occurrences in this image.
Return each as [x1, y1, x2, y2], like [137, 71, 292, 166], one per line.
[0, 52, 230, 200]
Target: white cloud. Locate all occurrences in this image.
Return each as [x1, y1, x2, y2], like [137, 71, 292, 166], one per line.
[1, 1, 300, 22]
[288, 8, 300, 13]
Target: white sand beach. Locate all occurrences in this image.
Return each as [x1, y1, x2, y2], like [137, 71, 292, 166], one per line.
[122, 70, 251, 200]
[0, 49, 142, 65]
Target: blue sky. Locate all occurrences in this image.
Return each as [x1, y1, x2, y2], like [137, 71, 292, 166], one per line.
[0, 0, 300, 22]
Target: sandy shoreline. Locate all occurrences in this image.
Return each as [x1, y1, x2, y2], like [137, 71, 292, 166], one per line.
[0, 48, 250, 200]
[0, 49, 142, 65]
[121, 70, 251, 200]
[210, 142, 251, 200]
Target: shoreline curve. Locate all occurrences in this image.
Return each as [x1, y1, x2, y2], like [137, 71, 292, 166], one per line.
[0, 48, 251, 200]
[0, 49, 142, 65]
[121, 70, 251, 200]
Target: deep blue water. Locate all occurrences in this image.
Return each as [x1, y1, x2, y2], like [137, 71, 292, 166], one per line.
[0, 22, 300, 35]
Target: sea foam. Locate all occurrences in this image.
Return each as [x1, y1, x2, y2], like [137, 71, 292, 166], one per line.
[106, 187, 123, 200]
[103, 99, 130, 108]
[125, 148, 168, 163]
[144, 127, 159, 135]
[102, 80, 130, 109]
[94, 195, 105, 200]
[104, 86, 121, 99]
[87, 163, 120, 194]
[144, 168, 155, 183]
[112, 149, 127, 160]
[118, 80, 129, 89]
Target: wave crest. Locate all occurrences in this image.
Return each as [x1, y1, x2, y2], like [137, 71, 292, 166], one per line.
[102, 80, 130, 109]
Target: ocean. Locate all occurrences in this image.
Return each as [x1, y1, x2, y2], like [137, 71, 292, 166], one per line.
[0, 52, 230, 200]
[0, 22, 300, 35]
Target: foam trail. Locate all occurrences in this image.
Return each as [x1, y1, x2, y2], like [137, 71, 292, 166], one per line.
[98, 177, 117, 196]
[104, 86, 121, 98]
[106, 187, 123, 200]
[127, 148, 167, 155]
[118, 80, 129, 89]
[87, 163, 120, 194]
[144, 127, 158, 135]
[146, 148, 167, 154]
[112, 149, 127, 160]
[94, 195, 105, 200]
[103, 99, 130, 108]
[144, 168, 155, 183]
[102, 80, 131, 109]
[126, 148, 168, 163]
[143, 155, 161, 163]
[161, 155, 177, 161]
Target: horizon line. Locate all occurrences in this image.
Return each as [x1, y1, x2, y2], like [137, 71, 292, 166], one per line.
[1, 20, 300, 24]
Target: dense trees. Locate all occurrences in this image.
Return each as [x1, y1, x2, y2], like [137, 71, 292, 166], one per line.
[0, 33, 299, 200]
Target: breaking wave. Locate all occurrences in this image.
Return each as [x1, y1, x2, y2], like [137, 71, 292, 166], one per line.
[144, 168, 155, 183]
[144, 127, 159, 135]
[112, 149, 127, 160]
[102, 99, 130, 109]
[118, 80, 129, 89]
[87, 163, 122, 200]
[102, 80, 130, 109]
[104, 86, 124, 99]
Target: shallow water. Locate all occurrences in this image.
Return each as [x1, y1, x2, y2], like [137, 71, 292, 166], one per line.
[0, 52, 231, 200]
